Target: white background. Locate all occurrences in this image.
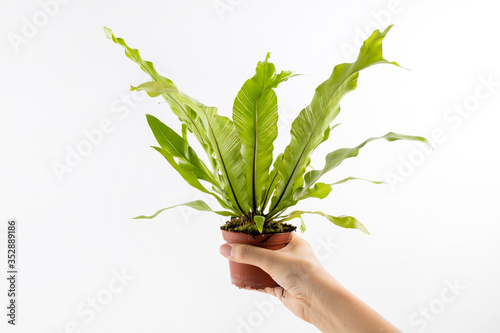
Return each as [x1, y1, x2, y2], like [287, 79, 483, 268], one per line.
[1, 0, 499, 332]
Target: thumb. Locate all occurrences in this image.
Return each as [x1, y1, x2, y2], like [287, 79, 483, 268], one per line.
[219, 243, 283, 273]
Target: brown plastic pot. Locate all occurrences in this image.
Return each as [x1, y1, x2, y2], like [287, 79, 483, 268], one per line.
[221, 230, 293, 289]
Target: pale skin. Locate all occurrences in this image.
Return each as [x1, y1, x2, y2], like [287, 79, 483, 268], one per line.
[219, 233, 401, 333]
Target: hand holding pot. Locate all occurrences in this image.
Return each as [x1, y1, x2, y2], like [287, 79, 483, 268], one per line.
[220, 234, 401, 333]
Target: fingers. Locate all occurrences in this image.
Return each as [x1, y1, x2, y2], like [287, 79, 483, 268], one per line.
[219, 233, 313, 272]
[219, 243, 283, 272]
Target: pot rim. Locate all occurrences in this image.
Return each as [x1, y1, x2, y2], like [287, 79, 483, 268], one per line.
[221, 229, 295, 237]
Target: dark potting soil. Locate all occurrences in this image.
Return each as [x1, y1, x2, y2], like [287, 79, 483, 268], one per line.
[220, 216, 296, 235]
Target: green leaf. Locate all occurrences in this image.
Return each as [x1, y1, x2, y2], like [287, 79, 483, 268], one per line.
[272, 177, 384, 217]
[254, 215, 265, 233]
[132, 80, 254, 215]
[105, 28, 214, 160]
[131, 81, 178, 97]
[330, 176, 384, 186]
[295, 182, 332, 201]
[278, 211, 369, 234]
[261, 153, 283, 212]
[291, 157, 310, 193]
[130, 80, 223, 175]
[321, 126, 331, 143]
[151, 146, 236, 213]
[323, 123, 342, 143]
[302, 132, 431, 191]
[296, 177, 384, 202]
[130, 81, 210, 149]
[268, 26, 399, 216]
[146, 114, 217, 185]
[133, 200, 233, 219]
[181, 123, 189, 141]
[104, 27, 166, 82]
[232, 53, 293, 212]
[198, 107, 250, 215]
[300, 217, 306, 233]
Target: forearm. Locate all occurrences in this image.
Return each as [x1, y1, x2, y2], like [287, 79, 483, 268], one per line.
[305, 267, 401, 333]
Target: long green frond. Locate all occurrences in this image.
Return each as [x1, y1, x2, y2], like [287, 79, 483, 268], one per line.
[268, 26, 399, 216]
[233, 53, 293, 212]
[134, 200, 233, 219]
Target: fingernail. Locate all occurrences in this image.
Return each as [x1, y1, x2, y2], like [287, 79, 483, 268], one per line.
[219, 244, 232, 258]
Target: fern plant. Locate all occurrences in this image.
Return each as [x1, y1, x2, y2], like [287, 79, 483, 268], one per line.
[105, 26, 429, 234]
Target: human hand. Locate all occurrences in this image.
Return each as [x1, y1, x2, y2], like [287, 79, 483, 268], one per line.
[220, 233, 401, 333]
[219, 233, 337, 324]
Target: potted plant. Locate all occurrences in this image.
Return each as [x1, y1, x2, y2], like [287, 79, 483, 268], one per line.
[104, 26, 429, 289]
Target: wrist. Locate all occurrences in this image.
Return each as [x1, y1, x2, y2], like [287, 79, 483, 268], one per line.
[305, 268, 346, 332]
